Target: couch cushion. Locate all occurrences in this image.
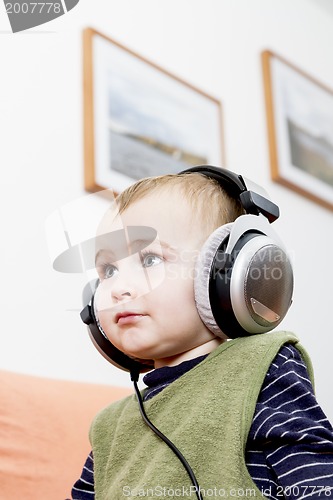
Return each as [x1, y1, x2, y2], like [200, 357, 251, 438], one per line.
[0, 369, 132, 500]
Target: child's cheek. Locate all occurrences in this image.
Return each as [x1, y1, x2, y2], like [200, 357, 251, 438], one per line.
[145, 263, 166, 291]
[164, 262, 179, 282]
[94, 283, 113, 313]
[164, 261, 196, 285]
[97, 309, 113, 338]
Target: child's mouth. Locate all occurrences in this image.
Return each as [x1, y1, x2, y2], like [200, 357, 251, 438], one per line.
[116, 312, 146, 325]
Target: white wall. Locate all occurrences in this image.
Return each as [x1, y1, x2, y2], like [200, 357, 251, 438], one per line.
[0, 0, 332, 420]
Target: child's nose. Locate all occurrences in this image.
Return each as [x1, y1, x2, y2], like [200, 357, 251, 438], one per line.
[111, 282, 138, 302]
[110, 261, 146, 302]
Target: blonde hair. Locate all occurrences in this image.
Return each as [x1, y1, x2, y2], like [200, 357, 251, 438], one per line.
[115, 172, 244, 239]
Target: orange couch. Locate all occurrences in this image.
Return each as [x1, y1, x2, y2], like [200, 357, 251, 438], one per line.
[0, 369, 132, 500]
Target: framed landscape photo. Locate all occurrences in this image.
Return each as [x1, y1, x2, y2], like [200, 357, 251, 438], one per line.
[262, 50, 333, 212]
[83, 27, 224, 194]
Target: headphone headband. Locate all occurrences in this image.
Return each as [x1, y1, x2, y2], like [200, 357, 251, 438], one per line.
[179, 165, 280, 223]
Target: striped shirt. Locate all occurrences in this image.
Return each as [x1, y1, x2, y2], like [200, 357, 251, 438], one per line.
[70, 344, 333, 499]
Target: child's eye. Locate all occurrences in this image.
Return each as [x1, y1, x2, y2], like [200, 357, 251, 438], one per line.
[100, 264, 118, 280]
[141, 253, 163, 268]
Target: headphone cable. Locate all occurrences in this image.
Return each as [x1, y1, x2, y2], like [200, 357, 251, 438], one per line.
[132, 372, 204, 500]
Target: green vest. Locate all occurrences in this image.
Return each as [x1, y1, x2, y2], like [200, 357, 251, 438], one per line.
[90, 331, 314, 499]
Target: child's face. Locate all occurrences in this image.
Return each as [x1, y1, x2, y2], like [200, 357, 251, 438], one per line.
[94, 189, 220, 368]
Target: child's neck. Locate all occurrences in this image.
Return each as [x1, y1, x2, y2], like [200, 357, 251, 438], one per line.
[154, 338, 224, 369]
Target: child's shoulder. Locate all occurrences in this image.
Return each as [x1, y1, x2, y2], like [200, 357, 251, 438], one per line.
[90, 392, 137, 434]
[268, 342, 305, 374]
[266, 339, 314, 388]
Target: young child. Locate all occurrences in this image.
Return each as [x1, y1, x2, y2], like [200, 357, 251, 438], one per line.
[71, 167, 333, 499]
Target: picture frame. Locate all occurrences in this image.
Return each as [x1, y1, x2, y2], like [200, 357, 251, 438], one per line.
[83, 27, 224, 194]
[262, 50, 333, 212]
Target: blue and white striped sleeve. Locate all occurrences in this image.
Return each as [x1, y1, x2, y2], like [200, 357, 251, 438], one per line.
[247, 344, 333, 500]
[70, 451, 95, 499]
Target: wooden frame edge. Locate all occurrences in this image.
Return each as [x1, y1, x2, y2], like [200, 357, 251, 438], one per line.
[261, 49, 333, 212]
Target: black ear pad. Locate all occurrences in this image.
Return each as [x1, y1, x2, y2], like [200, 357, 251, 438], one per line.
[80, 282, 154, 374]
[194, 215, 293, 338]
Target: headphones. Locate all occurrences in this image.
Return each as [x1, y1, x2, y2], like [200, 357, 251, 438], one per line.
[80, 165, 293, 375]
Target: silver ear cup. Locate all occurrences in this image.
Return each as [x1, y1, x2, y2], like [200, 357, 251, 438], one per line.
[194, 224, 233, 338]
[230, 236, 294, 334]
[195, 216, 294, 339]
